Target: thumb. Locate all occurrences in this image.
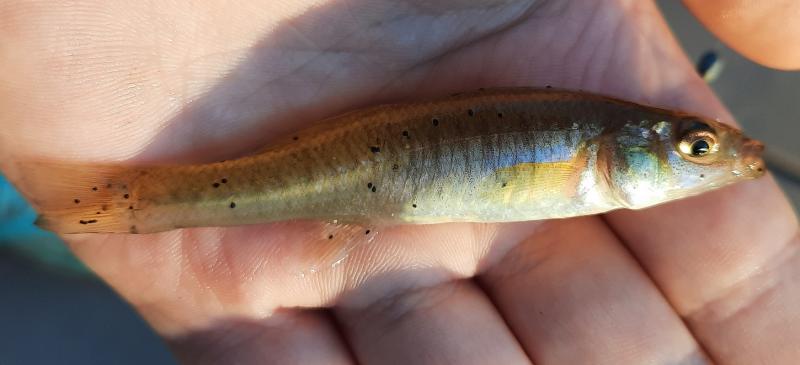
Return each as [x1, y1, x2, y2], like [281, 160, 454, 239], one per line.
[683, 0, 800, 70]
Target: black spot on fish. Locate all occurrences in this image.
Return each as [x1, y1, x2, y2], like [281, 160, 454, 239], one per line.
[106, 183, 112, 188]
[392, 164, 399, 170]
[497, 112, 503, 118]
[328, 234, 334, 240]
[365, 229, 371, 235]
[402, 130, 409, 138]
[79, 220, 87, 225]
[230, 202, 236, 208]
[128, 206, 133, 210]
[367, 182, 373, 189]
[467, 109, 475, 117]
[221, 178, 228, 184]
[370, 146, 381, 153]
[757, 167, 764, 172]
[371, 186, 377, 192]
[432, 118, 439, 126]
[92, 186, 98, 191]
[123, 194, 130, 199]
[293, 136, 299, 141]
[412, 204, 417, 208]
[502, 182, 507, 188]
[74, 199, 80, 204]
[700, 174, 705, 178]
[130, 225, 138, 234]
[96, 212, 101, 215]
[79, 219, 98, 225]
[213, 182, 220, 188]
[545, 85, 552, 89]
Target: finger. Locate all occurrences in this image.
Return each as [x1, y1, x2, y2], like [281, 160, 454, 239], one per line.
[63, 217, 541, 365]
[606, 177, 800, 364]
[0, 0, 546, 163]
[168, 309, 354, 365]
[683, 0, 800, 70]
[481, 217, 709, 364]
[573, 2, 800, 361]
[599, 66, 800, 363]
[598, 10, 800, 356]
[334, 280, 531, 365]
[65, 221, 542, 335]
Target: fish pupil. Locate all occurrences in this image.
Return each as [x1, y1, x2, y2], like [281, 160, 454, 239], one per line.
[691, 139, 710, 156]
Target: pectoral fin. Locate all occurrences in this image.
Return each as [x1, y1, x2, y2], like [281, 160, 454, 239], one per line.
[481, 162, 582, 205]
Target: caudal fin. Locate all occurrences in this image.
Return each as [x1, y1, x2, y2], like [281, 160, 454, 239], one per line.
[12, 160, 142, 233]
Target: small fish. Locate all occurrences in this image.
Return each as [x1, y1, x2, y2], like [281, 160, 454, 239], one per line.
[17, 87, 765, 234]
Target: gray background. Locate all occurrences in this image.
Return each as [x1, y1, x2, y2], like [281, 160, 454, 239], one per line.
[0, 2, 797, 364]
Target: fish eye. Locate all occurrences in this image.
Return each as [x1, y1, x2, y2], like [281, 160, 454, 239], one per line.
[690, 139, 711, 156]
[677, 123, 718, 161]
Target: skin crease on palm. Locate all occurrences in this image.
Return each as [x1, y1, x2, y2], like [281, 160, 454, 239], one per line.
[2, 0, 800, 364]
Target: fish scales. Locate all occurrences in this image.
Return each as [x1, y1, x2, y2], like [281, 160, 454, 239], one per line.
[133, 90, 617, 231]
[22, 88, 765, 233]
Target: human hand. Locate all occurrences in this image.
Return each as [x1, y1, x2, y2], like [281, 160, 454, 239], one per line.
[1, 1, 799, 364]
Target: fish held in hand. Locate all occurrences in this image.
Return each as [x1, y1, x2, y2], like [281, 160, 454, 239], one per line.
[17, 88, 765, 234]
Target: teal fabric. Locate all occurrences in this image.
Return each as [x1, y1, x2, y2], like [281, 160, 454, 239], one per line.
[0, 174, 90, 275]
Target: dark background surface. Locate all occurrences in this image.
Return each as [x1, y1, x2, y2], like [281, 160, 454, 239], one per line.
[0, 2, 796, 364]
[0, 251, 175, 365]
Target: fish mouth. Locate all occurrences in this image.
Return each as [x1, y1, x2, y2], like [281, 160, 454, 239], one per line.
[738, 137, 766, 178]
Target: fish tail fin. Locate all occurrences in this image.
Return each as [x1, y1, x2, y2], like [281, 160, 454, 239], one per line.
[11, 159, 142, 233]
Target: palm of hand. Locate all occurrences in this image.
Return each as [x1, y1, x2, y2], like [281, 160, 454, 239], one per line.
[2, 1, 799, 364]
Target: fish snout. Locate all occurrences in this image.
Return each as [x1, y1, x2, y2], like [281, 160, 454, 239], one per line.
[740, 137, 766, 178]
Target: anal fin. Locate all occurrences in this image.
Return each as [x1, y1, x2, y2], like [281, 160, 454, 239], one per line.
[289, 220, 379, 277]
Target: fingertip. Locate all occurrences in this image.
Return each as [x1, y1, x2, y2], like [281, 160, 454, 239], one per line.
[683, 0, 800, 70]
